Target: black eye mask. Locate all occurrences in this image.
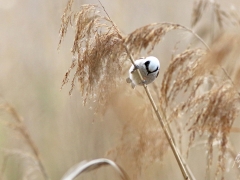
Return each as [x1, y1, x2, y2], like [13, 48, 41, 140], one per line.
[144, 61, 158, 75]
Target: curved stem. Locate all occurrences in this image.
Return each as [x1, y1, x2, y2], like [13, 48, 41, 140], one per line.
[123, 44, 189, 180]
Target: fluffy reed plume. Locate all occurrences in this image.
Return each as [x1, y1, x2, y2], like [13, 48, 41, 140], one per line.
[160, 48, 207, 108]
[0, 102, 49, 180]
[124, 23, 207, 55]
[124, 23, 181, 55]
[59, 3, 126, 112]
[160, 33, 240, 179]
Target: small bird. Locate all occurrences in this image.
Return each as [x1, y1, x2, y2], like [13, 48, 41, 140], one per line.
[126, 56, 160, 89]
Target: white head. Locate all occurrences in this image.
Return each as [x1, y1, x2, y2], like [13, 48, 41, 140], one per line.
[143, 56, 160, 75]
[127, 56, 160, 88]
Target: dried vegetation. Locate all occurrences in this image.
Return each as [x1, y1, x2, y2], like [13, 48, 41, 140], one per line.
[1, 0, 240, 179]
[59, 3, 126, 112]
[57, 0, 240, 179]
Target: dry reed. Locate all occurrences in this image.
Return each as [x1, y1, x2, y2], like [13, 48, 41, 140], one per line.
[56, 0, 240, 180]
[161, 34, 240, 180]
[59, 4, 126, 113]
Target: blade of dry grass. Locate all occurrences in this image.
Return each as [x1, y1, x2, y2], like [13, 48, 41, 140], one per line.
[61, 158, 130, 180]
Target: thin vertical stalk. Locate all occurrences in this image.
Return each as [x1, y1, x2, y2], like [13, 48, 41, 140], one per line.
[97, 1, 190, 179]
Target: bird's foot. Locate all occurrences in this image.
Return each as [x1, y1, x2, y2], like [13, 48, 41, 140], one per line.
[131, 64, 139, 73]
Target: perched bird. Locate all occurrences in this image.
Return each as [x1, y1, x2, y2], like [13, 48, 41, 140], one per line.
[126, 56, 160, 89]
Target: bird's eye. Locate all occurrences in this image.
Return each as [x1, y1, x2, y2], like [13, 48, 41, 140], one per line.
[144, 61, 150, 67]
